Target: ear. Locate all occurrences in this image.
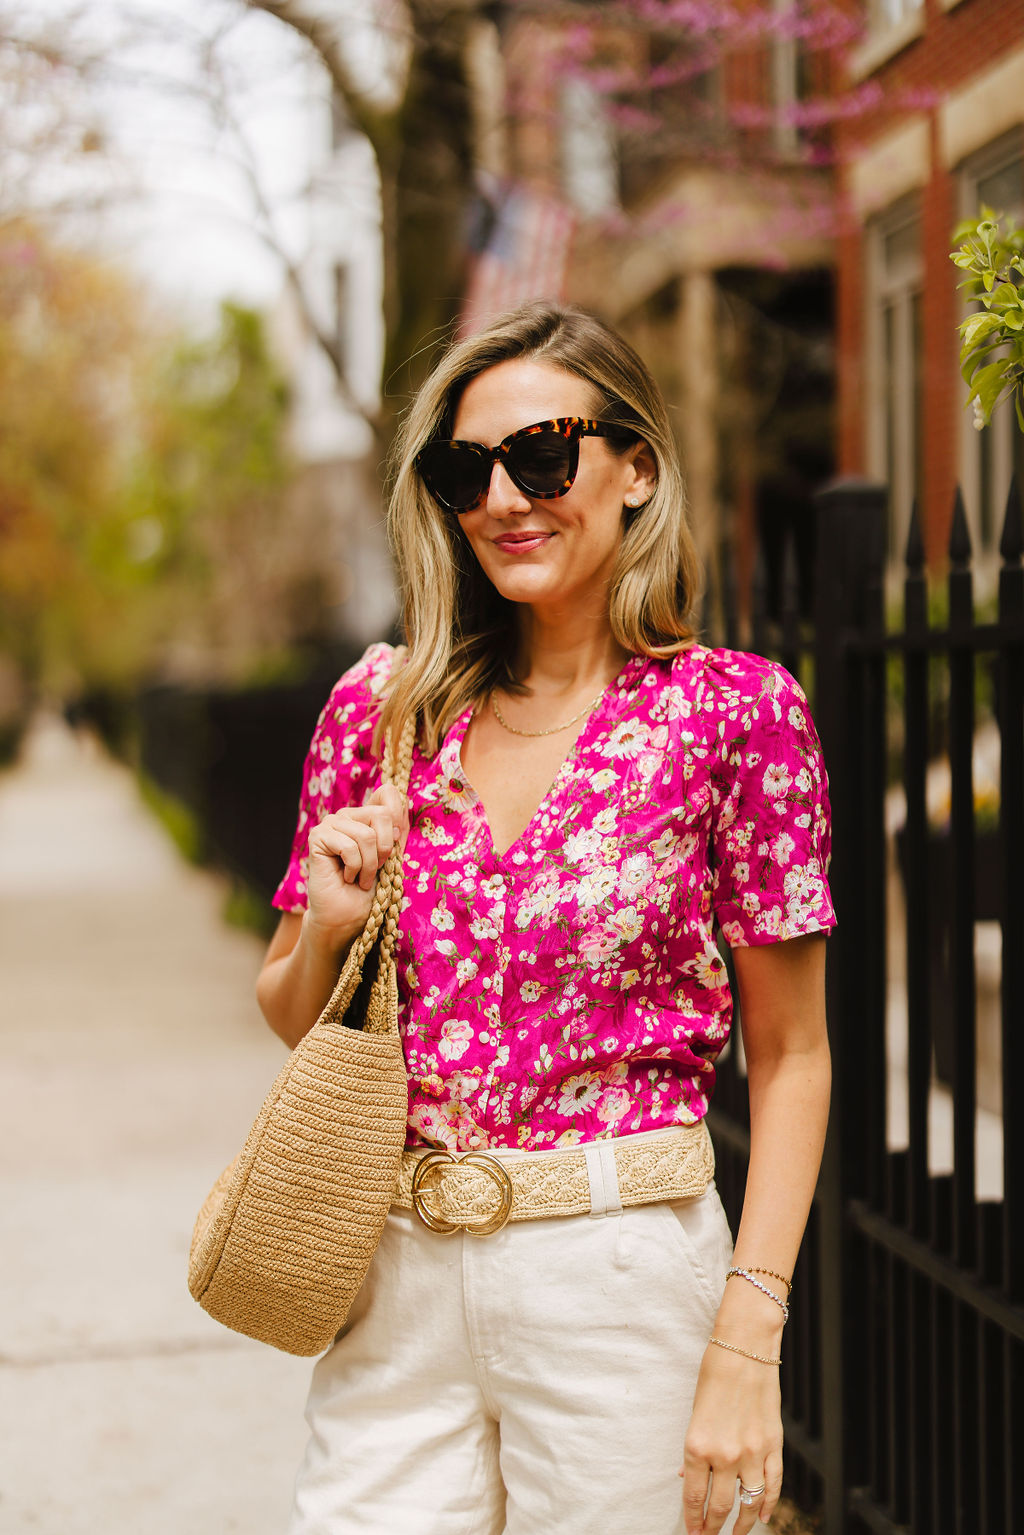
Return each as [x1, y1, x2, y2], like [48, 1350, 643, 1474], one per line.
[624, 439, 658, 508]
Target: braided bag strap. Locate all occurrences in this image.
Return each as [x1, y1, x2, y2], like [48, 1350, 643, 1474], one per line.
[315, 648, 415, 1031]
[346, 706, 415, 968]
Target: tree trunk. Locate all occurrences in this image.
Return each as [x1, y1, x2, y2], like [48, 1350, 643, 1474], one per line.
[248, 0, 479, 455]
[381, 0, 476, 429]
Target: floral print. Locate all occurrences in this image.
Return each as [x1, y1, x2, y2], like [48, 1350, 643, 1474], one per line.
[273, 641, 836, 1152]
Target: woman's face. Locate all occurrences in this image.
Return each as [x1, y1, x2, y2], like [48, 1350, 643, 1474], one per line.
[449, 358, 656, 619]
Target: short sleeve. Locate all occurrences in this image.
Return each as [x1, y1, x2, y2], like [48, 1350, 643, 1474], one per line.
[704, 650, 836, 948]
[271, 641, 397, 913]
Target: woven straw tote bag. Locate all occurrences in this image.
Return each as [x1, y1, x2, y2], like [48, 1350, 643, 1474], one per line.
[188, 668, 417, 1357]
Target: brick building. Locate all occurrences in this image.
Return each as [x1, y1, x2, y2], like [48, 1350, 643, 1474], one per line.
[466, 0, 1024, 618]
[835, 0, 1024, 587]
[466, 2, 844, 632]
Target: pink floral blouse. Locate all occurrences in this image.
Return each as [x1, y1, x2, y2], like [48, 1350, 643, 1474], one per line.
[273, 641, 836, 1152]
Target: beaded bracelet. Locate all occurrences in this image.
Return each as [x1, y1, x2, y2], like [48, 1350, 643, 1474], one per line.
[709, 1336, 782, 1367]
[745, 1265, 793, 1297]
[726, 1266, 790, 1323]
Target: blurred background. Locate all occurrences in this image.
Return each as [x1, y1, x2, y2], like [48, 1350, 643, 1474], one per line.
[2, 2, 1022, 1531]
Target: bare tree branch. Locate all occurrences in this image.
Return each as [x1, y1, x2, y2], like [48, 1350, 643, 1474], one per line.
[202, 31, 373, 420]
[244, 0, 400, 151]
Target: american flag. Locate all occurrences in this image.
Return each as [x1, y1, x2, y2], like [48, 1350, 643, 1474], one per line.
[459, 183, 575, 337]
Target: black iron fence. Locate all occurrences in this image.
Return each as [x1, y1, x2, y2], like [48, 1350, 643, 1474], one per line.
[125, 644, 367, 915]
[707, 478, 1024, 1533]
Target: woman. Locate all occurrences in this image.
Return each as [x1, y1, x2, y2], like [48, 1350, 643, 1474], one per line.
[257, 302, 835, 1535]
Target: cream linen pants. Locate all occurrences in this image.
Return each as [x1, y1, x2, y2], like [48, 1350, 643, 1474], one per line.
[289, 1150, 743, 1535]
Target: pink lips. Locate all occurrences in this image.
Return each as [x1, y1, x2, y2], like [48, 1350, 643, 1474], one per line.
[492, 532, 553, 553]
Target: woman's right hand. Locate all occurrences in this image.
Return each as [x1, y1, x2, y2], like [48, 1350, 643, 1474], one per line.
[303, 784, 411, 956]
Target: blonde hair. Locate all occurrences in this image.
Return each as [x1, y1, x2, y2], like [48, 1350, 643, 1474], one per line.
[378, 302, 702, 756]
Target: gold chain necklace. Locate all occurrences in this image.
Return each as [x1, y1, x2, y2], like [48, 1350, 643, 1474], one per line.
[490, 686, 608, 738]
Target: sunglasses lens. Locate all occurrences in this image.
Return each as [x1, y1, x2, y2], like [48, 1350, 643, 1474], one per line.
[507, 431, 573, 496]
[417, 443, 488, 511]
[417, 426, 578, 511]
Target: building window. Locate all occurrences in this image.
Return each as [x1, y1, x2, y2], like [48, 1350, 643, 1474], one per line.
[770, 0, 815, 161]
[611, 32, 723, 206]
[849, 0, 925, 79]
[868, 200, 923, 560]
[871, 0, 924, 24]
[959, 135, 1024, 557]
[559, 76, 618, 218]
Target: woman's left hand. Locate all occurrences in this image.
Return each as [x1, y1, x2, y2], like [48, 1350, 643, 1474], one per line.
[680, 1340, 784, 1534]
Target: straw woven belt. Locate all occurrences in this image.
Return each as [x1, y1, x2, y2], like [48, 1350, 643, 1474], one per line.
[392, 1120, 715, 1236]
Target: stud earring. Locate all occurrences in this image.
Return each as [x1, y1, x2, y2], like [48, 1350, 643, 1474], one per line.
[626, 495, 640, 507]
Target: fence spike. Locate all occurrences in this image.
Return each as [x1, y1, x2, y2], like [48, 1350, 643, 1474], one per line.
[751, 544, 768, 654]
[722, 545, 739, 650]
[699, 575, 713, 643]
[904, 498, 924, 573]
[779, 530, 802, 669]
[999, 473, 1023, 564]
[948, 486, 972, 566]
[781, 530, 800, 607]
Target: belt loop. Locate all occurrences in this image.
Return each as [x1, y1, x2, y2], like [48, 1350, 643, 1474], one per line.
[583, 1141, 623, 1219]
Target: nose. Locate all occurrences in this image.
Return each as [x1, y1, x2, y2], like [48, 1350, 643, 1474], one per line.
[484, 459, 532, 517]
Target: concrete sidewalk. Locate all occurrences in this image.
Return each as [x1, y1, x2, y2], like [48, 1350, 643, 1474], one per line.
[0, 717, 311, 1534]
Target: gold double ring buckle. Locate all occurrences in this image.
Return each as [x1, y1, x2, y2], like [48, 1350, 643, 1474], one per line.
[410, 1149, 514, 1236]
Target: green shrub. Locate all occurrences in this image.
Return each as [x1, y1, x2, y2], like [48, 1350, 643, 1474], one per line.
[136, 771, 203, 865]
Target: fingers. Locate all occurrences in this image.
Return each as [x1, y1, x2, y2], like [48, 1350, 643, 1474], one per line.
[369, 783, 411, 840]
[682, 1455, 778, 1535]
[681, 1445, 711, 1534]
[681, 1468, 736, 1535]
[307, 820, 377, 892]
[759, 1449, 784, 1527]
[704, 1471, 740, 1535]
[308, 805, 401, 892]
[733, 1464, 770, 1535]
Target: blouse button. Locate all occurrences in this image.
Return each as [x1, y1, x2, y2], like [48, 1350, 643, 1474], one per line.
[466, 1134, 482, 1148]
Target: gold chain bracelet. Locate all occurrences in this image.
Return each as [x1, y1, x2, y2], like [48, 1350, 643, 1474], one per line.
[709, 1336, 782, 1367]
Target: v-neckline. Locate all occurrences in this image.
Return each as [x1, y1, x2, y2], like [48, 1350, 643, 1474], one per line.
[450, 653, 648, 864]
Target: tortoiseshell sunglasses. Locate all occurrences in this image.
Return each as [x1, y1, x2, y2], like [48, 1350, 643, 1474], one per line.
[414, 417, 623, 514]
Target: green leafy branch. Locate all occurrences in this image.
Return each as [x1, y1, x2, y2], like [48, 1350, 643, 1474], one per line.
[950, 208, 1024, 432]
